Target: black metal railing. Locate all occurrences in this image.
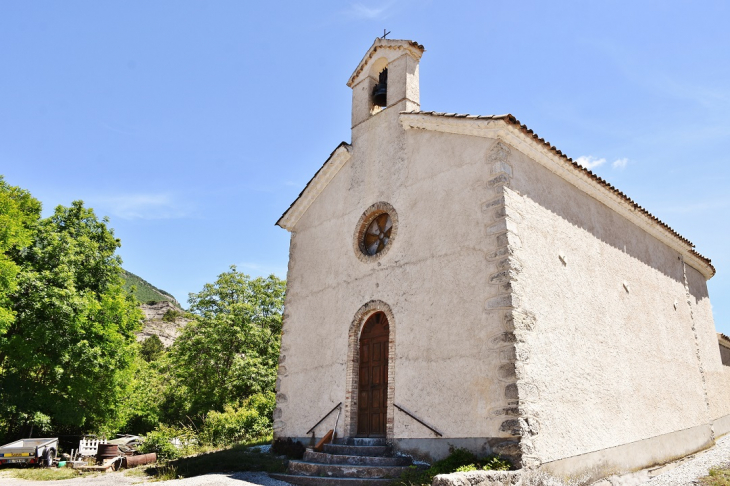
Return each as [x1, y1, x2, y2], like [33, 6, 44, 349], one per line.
[394, 403, 443, 437]
[307, 402, 342, 436]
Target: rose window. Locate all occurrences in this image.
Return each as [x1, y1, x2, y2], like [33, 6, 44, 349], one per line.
[362, 213, 393, 256]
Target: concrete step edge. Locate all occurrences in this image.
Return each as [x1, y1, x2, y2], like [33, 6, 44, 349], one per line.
[270, 473, 394, 485]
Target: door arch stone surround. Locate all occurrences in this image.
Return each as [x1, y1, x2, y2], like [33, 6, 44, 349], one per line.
[345, 300, 396, 440]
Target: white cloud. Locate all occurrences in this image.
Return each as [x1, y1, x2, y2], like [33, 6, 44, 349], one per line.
[345, 3, 391, 20]
[94, 193, 192, 220]
[576, 155, 630, 170]
[575, 155, 606, 169]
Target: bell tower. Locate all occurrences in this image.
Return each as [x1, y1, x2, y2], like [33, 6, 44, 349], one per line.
[347, 39, 424, 128]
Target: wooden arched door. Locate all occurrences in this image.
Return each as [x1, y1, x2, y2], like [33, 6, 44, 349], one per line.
[357, 312, 389, 437]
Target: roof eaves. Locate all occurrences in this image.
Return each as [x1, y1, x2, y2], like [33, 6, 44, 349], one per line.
[276, 142, 352, 231]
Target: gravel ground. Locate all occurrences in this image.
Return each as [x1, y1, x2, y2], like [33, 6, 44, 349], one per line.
[596, 433, 730, 486]
[643, 433, 730, 486]
[0, 470, 293, 486]
[157, 472, 292, 486]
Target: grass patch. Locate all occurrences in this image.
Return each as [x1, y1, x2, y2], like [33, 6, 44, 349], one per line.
[123, 466, 150, 478]
[701, 467, 730, 485]
[146, 442, 286, 479]
[392, 448, 512, 486]
[8, 468, 82, 481]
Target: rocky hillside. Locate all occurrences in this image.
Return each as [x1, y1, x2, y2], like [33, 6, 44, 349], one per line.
[122, 270, 190, 347]
[136, 301, 191, 347]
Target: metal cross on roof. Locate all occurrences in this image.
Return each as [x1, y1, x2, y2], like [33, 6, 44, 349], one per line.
[381, 29, 391, 39]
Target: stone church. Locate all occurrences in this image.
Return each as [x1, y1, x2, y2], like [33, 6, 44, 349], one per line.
[272, 38, 729, 483]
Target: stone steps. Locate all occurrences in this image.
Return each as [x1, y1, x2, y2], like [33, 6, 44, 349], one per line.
[335, 437, 387, 446]
[288, 460, 411, 478]
[269, 474, 394, 486]
[273, 436, 414, 485]
[304, 450, 410, 466]
[323, 444, 389, 457]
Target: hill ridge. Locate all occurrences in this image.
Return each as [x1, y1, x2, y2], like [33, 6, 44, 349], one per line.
[121, 269, 181, 308]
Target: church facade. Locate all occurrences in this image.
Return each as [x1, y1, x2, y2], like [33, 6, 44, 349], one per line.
[274, 38, 729, 481]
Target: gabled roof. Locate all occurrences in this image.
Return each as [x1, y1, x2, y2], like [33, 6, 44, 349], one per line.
[399, 111, 715, 278]
[276, 142, 352, 231]
[346, 38, 425, 88]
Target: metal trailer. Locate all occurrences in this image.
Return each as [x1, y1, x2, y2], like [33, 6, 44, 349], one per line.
[0, 438, 59, 467]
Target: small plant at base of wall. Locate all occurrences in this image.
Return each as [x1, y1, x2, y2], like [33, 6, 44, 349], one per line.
[391, 447, 512, 486]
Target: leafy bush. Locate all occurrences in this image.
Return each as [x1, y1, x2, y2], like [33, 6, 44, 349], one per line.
[140, 335, 165, 362]
[140, 424, 197, 460]
[199, 392, 275, 446]
[393, 447, 512, 486]
[271, 437, 305, 459]
[162, 309, 181, 322]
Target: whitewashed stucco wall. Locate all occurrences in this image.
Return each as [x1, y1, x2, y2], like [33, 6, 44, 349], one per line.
[505, 144, 718, 467]
[276, 107, 512, 445]
[685, 265, 730, 432]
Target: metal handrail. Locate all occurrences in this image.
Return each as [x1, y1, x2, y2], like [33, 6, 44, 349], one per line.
[306, 402, 342, 435]
[394, 403, 443, 437]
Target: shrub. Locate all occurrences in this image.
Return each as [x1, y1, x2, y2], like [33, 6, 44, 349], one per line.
[140, 424, 197, 460]
[392, 447, 512, 486]
[140, 334, 164, 362]
[271, 437, 305, 459]
[162, 309, 180, 322]
[199, 392, 275, 447]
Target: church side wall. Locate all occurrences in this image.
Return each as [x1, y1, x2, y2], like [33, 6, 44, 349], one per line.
[276, 110, 522, 461]
[685, 265, 730, 436]
[506, 144, 717, 479]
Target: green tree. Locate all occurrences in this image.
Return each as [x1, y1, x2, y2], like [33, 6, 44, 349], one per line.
[0, 199, 143, 437]
[0, 177, 41, 334]
[140, 334, 165, 362]
[167, 267, 285, 420]
[117, 354, 167, 434]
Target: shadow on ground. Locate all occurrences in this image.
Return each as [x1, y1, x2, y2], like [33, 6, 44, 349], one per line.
[146, 445, 288, 479]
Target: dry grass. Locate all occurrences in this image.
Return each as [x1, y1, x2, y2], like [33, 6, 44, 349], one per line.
[700, 467, 730, 486]
[7, 467, 82, 481]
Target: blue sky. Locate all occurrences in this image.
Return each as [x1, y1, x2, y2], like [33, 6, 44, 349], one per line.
[2, 1, 729, 331]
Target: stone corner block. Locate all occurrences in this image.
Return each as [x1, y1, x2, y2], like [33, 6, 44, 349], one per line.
[491, 161, 514, 178]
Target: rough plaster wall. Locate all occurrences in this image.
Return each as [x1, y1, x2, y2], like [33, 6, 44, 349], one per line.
[507, 146, 712, 465]
[276, 109, 516, 445]
[685, 265, 730, 424]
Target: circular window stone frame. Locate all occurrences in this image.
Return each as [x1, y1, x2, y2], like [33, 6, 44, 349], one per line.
[353, 202, 398, 263]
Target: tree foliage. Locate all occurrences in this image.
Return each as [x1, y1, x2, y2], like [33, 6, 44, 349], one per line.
[140, 334, 165, 362]
[0, 177, 41, 333]
[0, 193, 142, 439]
[166, 267, 285, 420]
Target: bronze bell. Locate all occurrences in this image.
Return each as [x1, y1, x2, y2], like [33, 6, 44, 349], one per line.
[372, 68, 388, 107]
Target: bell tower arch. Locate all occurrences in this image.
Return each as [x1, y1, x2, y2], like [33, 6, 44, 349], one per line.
[347, 39, 424, 128]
